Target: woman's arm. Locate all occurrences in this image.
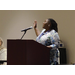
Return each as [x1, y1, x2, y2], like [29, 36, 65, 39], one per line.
[33, 20, 40, 36]
[47, 44, 58, 49]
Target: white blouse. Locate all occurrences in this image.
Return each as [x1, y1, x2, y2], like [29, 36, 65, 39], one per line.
[36, 29, 60, 50]
[0, 48, 7, 65]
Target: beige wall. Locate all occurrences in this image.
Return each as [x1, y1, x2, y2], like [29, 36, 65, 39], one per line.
[0, 10, 75, 64]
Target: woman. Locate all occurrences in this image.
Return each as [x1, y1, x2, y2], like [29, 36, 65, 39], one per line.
[0, 37, 7, 65]
[34, 18, 60, 65]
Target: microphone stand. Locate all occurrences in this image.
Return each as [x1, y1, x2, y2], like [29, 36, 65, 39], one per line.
[21, 30, 27, 40]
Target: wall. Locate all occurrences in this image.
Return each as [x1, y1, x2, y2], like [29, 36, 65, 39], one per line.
[0, 10, 75, 64]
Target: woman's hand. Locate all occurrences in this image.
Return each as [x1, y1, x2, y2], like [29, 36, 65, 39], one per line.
[33, 20, 40, 36]
[47, 46, 52, 49]
[33, 20, 37, 28]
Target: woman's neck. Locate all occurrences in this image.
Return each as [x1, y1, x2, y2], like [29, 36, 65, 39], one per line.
[44, 28, 50, 33]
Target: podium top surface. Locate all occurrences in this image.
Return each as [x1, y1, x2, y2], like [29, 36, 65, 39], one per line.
[7, 39, 34, 40]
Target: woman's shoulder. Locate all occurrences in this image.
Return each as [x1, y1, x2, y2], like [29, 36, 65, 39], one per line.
[2, 48, 7, 50]
[48, 29, 57, 35]
[51, 29, 57, 33]
[3, 48, 7, 50]
[48, 29, 59, 38]
[0, 48, 7, 53]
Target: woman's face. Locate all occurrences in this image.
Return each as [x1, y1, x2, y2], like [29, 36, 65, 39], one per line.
[0, 40, 2, 46]
[43, 19, 50, 29]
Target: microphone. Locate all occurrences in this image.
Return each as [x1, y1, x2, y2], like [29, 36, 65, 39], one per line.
[21, 26, 33, 32]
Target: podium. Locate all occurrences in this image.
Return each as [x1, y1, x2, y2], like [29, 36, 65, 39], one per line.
[7, 40, 50, 65]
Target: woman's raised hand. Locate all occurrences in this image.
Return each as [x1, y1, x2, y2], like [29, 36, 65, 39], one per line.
[33, 20, 37, 28]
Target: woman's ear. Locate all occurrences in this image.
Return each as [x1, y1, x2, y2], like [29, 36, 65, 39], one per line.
[48, 25, 50, 26]
[48, 23, 51, 27]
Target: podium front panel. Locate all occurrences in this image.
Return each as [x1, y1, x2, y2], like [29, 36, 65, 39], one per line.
[7, 40, 27, 65]
[7, 40, 50, 65]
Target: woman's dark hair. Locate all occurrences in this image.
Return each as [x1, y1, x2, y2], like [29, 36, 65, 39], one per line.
[48, 18, 58, 32]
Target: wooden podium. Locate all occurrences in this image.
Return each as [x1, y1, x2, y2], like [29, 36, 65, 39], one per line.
[7, 40, 50, 65]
